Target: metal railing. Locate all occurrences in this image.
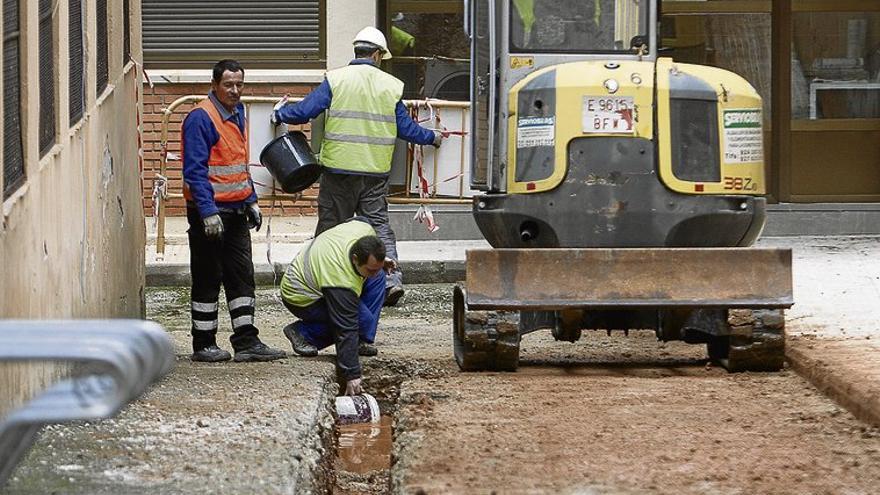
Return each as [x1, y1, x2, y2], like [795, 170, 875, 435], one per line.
[0, 320, 174, 487]
[152, 96, 472, 256]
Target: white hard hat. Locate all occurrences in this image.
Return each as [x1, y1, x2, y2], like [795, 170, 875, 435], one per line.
[353, 26, 392, 60]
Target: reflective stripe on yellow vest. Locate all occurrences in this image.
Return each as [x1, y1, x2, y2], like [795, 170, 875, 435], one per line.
[320, 64, 404, 174]
[280, 220, 377, 307]
[182, 99, 254, 203]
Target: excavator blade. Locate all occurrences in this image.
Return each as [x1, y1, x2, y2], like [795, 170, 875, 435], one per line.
[464, 248, 793, 310]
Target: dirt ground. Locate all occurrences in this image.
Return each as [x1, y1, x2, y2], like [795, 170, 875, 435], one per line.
[377, 287, 880, 495]
[6, 284, 880, 494]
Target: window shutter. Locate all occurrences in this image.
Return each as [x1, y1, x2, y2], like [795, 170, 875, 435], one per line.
[69, 0, 84, 124]
[96, 0, 108, 94]
[39, 0, 55, 155]
[142, 0, 323, 67]
[3, 0, 25, 199]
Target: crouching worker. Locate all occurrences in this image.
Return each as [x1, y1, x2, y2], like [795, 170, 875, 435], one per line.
[280, 218, 392, 395]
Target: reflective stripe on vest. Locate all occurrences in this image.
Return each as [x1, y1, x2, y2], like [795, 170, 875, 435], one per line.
[183, 99, 254, 203]
[280, 221, 377, 307]
[320, 65, 404, 174]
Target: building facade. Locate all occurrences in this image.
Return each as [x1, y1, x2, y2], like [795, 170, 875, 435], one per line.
[1, 0, 144, 412]
[142, 0, 880, 233]
[140, 0, 374, 216]
[662, 0, 880, 204]
[1, 0, 144, 318]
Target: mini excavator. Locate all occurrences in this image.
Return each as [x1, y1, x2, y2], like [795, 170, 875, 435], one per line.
[453, 0, 792, 372]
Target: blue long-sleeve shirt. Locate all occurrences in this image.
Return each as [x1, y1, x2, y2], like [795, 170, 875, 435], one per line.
[275, 59, 436, 176]
[182, 91, 257, 219]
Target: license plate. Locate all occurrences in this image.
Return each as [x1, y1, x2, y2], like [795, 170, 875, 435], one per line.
[582, 96, 635, 134]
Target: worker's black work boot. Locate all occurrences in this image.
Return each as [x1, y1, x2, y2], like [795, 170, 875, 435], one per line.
[191, 345, 232, 362]
[233, 341, 287, 362]
[383, 285, 404, 307]
[358, 341, 378, 357]
[283, 322, 319, 357]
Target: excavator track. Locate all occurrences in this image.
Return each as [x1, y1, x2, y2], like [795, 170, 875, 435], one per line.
[453, 285, 520, 372]
[708, 309, 786, 372]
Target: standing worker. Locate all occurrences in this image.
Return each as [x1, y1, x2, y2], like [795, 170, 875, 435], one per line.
[182, 59, 287, 363]
[280, 218, 392, 395]
[272, 26, 444, 307]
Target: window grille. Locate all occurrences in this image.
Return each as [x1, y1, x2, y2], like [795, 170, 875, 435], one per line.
[69, 0, 84, 124]
[39, 0, 56, 155]
[123, 0, 130, 64]
[3, 0, 24, 199]
[96, 0, 108, 94]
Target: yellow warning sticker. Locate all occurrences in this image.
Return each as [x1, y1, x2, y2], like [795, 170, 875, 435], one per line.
[510, 56, 534, 69]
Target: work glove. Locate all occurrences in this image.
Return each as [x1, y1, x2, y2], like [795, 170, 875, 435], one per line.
[271, 94, 289, 126]
[203, 214, 224, 241]
[432, 130, 444, 148]
[246, 203, 262, 232]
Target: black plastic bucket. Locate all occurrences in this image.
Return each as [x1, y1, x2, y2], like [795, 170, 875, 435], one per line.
[259, 131, 322, 193]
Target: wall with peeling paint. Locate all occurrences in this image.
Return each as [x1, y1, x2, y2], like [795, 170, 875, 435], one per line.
[0, 1, 145, 417]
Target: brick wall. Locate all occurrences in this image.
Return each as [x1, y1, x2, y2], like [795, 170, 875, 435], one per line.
[141, 82, 321, 217]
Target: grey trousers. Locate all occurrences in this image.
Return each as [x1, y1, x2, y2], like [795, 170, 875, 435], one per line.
[316, 171, 402, 288]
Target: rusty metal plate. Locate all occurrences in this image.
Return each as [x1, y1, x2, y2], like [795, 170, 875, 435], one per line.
[465, 248, 793, 310]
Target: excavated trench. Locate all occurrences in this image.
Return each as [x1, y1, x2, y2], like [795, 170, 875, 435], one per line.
[138, 284, 454, 495]
[324, 359, 418, 495]
[318, 284, 455, 494]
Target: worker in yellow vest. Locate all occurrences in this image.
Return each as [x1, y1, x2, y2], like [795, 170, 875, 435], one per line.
[272, 26, 443, 309]
[182, 60, 287, 363]
[280, 218, 392, 396]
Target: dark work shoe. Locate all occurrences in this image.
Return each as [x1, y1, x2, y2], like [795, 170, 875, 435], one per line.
[283, 322, 319, 357]
[358, 342, 378, 357]
[233, 342, 287, 362]
[383, 286, 405, 307]
[191, 345, 232, 362]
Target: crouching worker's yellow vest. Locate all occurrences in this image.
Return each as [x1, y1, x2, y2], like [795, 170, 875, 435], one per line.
[281, 220, 378, 307]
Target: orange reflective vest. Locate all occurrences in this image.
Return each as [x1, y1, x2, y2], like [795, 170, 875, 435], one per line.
[182, 99, 253, 203]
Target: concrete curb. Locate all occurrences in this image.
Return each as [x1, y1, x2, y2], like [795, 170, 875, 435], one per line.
[786, 338, 880, 427]
[146, 260, 466, 287]
[288, 376, 338, 493]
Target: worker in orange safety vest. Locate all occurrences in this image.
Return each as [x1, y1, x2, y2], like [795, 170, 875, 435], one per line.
[181, 59, 287, 363]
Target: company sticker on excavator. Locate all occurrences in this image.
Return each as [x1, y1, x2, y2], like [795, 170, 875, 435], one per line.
[723, 109, 763, 163]
[517, 117, 555, 148]
[582, 96, 635, 134]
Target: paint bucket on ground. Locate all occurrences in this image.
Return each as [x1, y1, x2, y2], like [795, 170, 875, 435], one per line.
[335, 393, 381, 425]
[259, 131, 322, 193]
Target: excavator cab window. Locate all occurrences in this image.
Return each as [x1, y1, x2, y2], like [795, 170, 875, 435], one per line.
[509, 0, 648, 53]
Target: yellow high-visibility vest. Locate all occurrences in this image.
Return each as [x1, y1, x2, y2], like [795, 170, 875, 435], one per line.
[281, 220, 377, 307]
[321, 64, 404, 174]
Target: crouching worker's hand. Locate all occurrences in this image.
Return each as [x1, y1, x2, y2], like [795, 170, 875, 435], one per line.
[383, 257, 398, 273]
[345, 378, 363, 396]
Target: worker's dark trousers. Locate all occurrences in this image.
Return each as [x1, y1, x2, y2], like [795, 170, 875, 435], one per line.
[282, 271, 386, 349]
[315, 171, 402, 289]
[187, 207, 260, 353]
